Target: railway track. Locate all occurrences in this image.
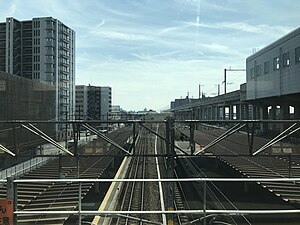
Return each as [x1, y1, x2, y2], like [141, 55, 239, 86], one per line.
[156, 125, 190, 225]
[180, 125, 300, 210]
[117, 128, 162, 225]
[199, 127, 300, 189]
[115, 124, 193, 225]
[0, 127, 132, 225]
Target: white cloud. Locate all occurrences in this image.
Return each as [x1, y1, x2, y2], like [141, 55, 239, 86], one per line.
[90, 29, 153, 42]
[131, 51, 181, 61]
[96, 20, 105, 28]
[184, 21, 295, 35]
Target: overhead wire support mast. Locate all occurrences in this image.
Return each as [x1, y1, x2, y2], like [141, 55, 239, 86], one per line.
[224, 68, 246, 94]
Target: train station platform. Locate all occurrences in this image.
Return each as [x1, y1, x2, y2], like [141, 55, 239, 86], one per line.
[91, 156, 131, 225]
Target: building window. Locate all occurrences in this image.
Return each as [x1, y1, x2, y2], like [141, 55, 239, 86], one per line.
[296, 47, 300, 63]
[264, 61, 270, 74]
[273, 56, 280, 70]
[33, 72, 40, 79]
[33, 30, 40, 37]
[283, 52, 290, 67]
[255, 64, 261, 76]
[250, 68, 254, 78]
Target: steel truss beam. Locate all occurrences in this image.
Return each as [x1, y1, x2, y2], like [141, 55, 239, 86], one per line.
[82, 123, 131, 155]
[138, 122, 189, 156]
[22, 123, 74, 156]
[195, 123, 245, 155]
[253, 123, 300, 156]
[0, 144, 15, 156]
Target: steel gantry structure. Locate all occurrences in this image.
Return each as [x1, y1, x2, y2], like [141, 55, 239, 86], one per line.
[1, 118, 300, 225]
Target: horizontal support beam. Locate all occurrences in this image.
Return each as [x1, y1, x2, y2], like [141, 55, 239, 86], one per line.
[11, 177, 300, 183]
[14, 209, 300, 215]
[1, 119, 300, 124]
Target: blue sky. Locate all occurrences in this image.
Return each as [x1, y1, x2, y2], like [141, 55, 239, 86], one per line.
[1, 0, 300, 111]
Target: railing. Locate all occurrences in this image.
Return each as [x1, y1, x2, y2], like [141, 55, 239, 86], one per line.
[1, 177, 300, 225]
[0, 156, 53, 180]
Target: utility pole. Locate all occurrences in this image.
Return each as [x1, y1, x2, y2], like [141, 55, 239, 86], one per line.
[199, 84, 204, 99]
[223, 68, 246, 94]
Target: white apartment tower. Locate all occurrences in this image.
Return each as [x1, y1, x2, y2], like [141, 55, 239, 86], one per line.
[0, 17, 75, 137]
[75, 85, 112, 122]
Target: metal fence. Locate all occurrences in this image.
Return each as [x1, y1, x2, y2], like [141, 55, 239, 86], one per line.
[1, 177, 300, 225]
[0, 156, 52, 180]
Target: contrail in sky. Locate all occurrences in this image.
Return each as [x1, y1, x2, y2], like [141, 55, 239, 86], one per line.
[196, 0, 201, 52]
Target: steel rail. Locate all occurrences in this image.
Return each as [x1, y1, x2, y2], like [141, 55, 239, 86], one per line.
[113, 136, 141, 225]
[124, 133, 144, 225]
[115, 214, 163, 225]
[155, 124, 167, 225]
[139, 122, 189, 155]
[188, 156, 251, 225]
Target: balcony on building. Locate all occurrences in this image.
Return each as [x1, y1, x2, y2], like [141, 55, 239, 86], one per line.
[46, 58, 55, 64]
[46, 48, 55, 55]
[60, 44, 69, 51]
[61, 28, 69, 35]
[46, 23, 55, 30]
[60, 53, 68, 59]
[60, 92, 69, 99]
[46, 40, 55, 47]
[60, 74, 69, 81]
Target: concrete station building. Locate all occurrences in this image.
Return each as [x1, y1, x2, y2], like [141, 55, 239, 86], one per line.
[246, 27, 300, 120]
[172, 27, 300, 131]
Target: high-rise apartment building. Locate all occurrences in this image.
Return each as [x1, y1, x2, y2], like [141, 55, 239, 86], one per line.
[75, 85, 89, 119]
[75, 85, 112, 122]
[98, 86, 112, 120]
[0, 17, 75, 137]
